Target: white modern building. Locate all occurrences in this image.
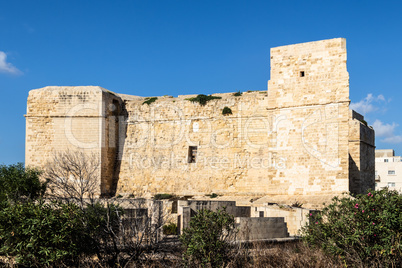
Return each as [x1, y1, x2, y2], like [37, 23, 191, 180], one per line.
[375, 149, 402, 192]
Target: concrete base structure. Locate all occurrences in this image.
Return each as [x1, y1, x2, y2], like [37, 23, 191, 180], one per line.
[176, 199, 309, 239]
[235, 217, 289, 240]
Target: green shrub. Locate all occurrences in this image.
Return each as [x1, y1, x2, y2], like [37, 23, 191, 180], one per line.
[302, 189, 402, 266]
[0, 163, 46, 204]
[180, 208, 236, 267]
[222, 107, 232, 115]
[233, 91, 242, 96]
[0, 201, 87, 267]
[291, 201, 303, 208]
[154, 193, 173, 200]
[186, 94, 222, 106]
[163, 222, 177, 235]
[142, 97, 158, 105]
[207, 193, 218, 198]
[0, 200, 122, 267]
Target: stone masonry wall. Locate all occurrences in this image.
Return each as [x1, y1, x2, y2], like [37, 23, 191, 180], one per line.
[25, 86, 124, 196]
[25, 38, 375, 207]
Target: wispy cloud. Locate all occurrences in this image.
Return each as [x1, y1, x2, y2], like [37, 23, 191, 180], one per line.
[350, 93, 386, 115]
[23, 23, 35, 34]
[372, 120, 398, 137]
[352, 94, 402, 144]
[0, 51, 22, 75]
[372, 119, 402, 144]
[382, 136, 402, 144]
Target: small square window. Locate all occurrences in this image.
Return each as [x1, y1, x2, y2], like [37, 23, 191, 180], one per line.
[384, 159, 389, 162]
[388, 182, 395, 187]
[388, 170, 395, 175]
[300, 71, 305, 77]
[188, 146, 198, 163]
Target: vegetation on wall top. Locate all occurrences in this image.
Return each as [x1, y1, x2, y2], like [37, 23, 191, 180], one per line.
[142, 97, 158, 105]
[233, 91, 242, 96]
[186, 94, 222, 106]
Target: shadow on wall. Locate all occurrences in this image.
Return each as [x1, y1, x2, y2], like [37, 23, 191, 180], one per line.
[349, 153, 360, 194]
[103, 99, 128, 197]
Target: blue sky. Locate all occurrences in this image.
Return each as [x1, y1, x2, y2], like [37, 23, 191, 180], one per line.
[1, 0, 402, 165]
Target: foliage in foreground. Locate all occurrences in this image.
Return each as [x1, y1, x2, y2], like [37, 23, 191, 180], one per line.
[302, 188, 402, 266]
[0, 163, 125, 267]
[163, 222, 178, 235]
[180, 208, 236, 267]
[0, 163, 46, 205]
[0, 201, 87, 267]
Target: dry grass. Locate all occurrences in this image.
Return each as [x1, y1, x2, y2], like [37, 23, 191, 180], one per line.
[225, 241, 344, 268]
[2, 240, 398, 267]
[75, 240, 344, 268]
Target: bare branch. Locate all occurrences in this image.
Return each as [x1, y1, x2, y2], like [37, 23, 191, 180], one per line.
[43, 150, 100, 207]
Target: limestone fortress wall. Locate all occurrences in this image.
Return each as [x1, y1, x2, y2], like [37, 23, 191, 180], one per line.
[25, 38, 375, 208]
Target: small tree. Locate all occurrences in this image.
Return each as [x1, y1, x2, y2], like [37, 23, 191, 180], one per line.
[44, 150, 100, 208]
[302, 188, 402, 266]
[0, 163, 45, 205]
[180, 208, 236, 267]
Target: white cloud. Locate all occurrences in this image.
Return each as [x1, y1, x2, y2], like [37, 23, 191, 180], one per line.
[353, 95, 402, 144]
[372, 120, 398, 137]
[372, 119, 402, 144]
[0, 51, 22, 75]
[350, 93, 386, 115]
[382, 136, 402, 144]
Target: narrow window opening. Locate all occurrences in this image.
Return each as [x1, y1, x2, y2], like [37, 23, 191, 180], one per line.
[300, 71, 305, 77]
[259, 211, 264, 217]
[188, 146, 198, 163]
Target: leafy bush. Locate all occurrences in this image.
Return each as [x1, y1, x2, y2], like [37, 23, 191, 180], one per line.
[142, 97, 158, 105]
[291, 201, 303, 208]
[187, 94, 222, 106]
[0, 163, 46, 204]
[0, 201, 87, 267]
[0, 200, 122, 267]
[302, 189, 402, 266]
[222, 106, 232, 115]
[180, 208, 236, 267]
[154, 193, 173, 200]
[233, 91, 242, 96]
[207, 193, 218, 198]
[163, 222, 177, 235]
